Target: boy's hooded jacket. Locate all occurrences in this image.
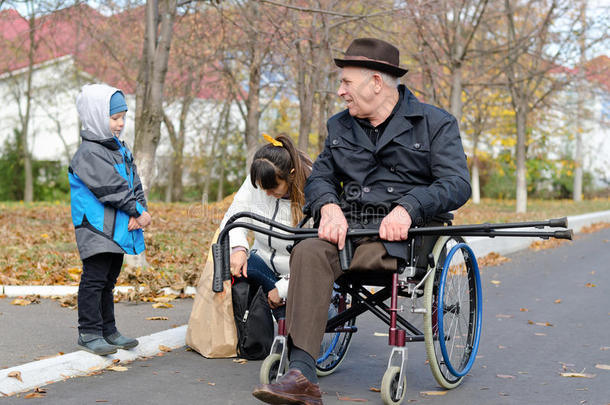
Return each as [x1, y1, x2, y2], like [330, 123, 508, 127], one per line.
[69, 84, 147, 259]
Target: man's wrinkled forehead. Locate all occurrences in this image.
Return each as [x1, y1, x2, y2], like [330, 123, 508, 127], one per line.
[340, 66, 366, 81]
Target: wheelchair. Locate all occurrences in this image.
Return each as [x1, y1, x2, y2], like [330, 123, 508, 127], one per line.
[212, 212, 572, 404]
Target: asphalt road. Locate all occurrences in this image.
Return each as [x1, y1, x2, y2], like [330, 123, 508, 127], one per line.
[3, 227, 610, 405]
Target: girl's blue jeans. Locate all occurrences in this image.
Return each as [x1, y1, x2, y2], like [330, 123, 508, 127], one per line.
[243, 250, 285, 319]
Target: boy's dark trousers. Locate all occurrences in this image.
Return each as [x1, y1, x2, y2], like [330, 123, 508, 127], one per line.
[78, 252, 123, 336]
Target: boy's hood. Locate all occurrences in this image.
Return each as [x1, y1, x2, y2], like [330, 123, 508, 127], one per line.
[76, 84, 125, 141]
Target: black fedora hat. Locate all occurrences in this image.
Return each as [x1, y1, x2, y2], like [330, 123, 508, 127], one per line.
[334, 38, 408, 77]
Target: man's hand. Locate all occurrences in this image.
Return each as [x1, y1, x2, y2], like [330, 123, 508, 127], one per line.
[267, 288, 284, 309]
[318, 203, 348, 250]
[128, 217, 141, 231]
[229, 250, 248, 277]
[135, 211, 152, 228]
[379, 205, 412, 241]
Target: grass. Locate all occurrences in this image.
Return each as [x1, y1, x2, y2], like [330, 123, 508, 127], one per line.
[0, 197, 608, 289]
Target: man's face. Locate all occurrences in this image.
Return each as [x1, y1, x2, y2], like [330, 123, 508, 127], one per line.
[109, 111, 126, 137]
[337, 67, 375, 119]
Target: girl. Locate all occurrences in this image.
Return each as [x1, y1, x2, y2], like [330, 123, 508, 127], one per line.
[219, 134, 311, 317]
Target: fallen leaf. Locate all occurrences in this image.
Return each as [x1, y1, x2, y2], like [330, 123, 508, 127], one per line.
[233, 358, 248, 364]
[153, 295, 177, 303]
[208, 382, 216, 386]
[528, 320, 553, 327]
[499, 392, 510, 396]
[560, 372, 596, 378]
[369, 387, 380, 392]
[336, 393, 368, 401]
[159, 345, 172, 352]
[595, 364, 610, 370]
[146, 316, 169, 321]
[601, 347, 610, 351]
[107, 366, 128, 372]
[585, 283, 596, 288]
[11, 299, 32, 306]
[420, 391, 448, 396]
[8, 371, 22, 382]
[24, 392, 45, 399]
[34, 388, 47, 394]
[498, 345, 507, 349]
[152, 302, 174, 309]
[519, 308, 529, 312]
[554, 299, 561, 304]
[496, 374, 515, 379]
[490, 280, 501, 285]
[477, 252, 511, 267]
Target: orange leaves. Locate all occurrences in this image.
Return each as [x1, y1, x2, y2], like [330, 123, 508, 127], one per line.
[478, 252, 511, 267]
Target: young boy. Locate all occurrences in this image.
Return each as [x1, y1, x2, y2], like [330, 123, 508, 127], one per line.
[69, 84, 152, 355]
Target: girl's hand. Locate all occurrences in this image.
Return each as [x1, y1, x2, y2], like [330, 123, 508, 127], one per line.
[267, 288, 284, 309]
[230, 250, 248, 277]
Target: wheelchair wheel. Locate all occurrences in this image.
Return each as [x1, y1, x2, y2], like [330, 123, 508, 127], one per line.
[423, 235, 482, 388]
[259, 353, 282, 384]
[380, 366, 406, 405]
[316, 290, 354, 376]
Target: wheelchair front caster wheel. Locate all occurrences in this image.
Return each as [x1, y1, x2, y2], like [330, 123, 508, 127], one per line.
[380, 366, 406, 405]
[259, 353, 282, 384]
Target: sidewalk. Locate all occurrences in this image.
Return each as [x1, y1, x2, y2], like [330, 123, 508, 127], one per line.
[0, 210, 609, 397]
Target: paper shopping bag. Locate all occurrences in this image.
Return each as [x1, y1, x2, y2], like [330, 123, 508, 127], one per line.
[186, 229, 237, 358]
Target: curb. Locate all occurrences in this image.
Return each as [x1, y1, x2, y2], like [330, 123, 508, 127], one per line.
[0, 325, 186, 397]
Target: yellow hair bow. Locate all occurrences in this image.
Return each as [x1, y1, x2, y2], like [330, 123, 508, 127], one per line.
[262, 133, 283, 147]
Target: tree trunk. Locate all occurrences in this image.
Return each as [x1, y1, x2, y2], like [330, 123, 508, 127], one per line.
[22, 12, 36, 202]
[133, 0, 177, 196]
[573, 0, 587, 202]
[244, 65, 261, 168]
[471, 133, 481, 204]
[515, 101, 528, 213]
[449, 64, 463, 124]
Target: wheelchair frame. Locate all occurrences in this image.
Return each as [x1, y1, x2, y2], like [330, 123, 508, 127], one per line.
[212, 212, 572, 404]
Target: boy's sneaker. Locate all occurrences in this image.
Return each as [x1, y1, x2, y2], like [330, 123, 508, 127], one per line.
[104, 331, 139, 350]
[78, 333, 118, 356]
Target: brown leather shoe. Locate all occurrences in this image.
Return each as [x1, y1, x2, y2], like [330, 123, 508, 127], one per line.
[252, 369, 323, 405]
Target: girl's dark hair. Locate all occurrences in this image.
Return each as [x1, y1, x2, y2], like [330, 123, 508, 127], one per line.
[250, 134, 312, 225]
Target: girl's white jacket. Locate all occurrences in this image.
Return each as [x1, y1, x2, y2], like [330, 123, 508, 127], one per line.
[219, 175, 303, 299]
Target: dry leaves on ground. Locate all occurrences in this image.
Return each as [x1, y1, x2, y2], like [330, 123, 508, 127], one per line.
[336, 393, 368, 402]
[23, 388, 46, 399]
[159, 345, 172, 352]
[528, 320, 553, 327]
[580, 222, 610, 234]
[595, 364, 610, 370]
[478, 252, 511, 267]
[107, 366, 128, 372]
[420, 391, 448, 396]
[560, 372, 596, 378]
[146, 316, 168, 321]
[530, 238, 570, 251]
[8, 371, 22, 382]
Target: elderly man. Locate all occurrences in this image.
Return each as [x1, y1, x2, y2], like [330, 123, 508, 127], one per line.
[253, 38, 471, 405]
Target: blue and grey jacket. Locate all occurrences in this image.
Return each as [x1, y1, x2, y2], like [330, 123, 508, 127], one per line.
[68, 84, 147, 260]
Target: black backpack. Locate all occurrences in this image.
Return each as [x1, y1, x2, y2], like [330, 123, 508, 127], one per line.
[231, 279, 274, 360]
